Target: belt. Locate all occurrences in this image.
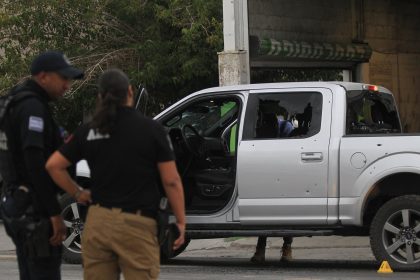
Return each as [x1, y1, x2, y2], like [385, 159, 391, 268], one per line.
[95, 204, 157, 220]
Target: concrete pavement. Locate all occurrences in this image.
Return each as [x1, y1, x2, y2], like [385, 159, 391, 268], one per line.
[182, 236, 374, 262]
[187, 236, 371, 251]
[0, 222, 374, 262]
[0, 222, 379, 280]
[0, 223, 15, 260]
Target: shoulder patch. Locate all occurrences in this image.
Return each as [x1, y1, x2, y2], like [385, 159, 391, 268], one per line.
[28, 116, 44, 132]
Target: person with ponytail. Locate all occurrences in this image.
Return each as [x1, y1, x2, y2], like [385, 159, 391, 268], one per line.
[46, 68, 186, 280]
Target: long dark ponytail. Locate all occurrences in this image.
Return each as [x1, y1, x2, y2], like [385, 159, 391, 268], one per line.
[91, 69, 129, 134]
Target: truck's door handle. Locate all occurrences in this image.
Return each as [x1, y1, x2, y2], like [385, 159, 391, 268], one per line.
[301, 152, 323, 161]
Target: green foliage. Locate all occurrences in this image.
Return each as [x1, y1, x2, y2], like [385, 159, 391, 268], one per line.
[0, 0, 108, 129]
[0, 0, 223, 130]
[0, 0, 104, 89]
[140, 0, 223, 113]
[1, 0, 338, 130]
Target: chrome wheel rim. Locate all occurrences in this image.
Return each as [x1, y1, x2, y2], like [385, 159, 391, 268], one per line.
[382, 208, 420, 265]
[61, 202, 84, 254]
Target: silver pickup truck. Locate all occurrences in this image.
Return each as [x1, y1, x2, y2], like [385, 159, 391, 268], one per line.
[65, 82, 420, 271]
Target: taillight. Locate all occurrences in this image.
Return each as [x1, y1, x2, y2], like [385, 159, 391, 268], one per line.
[363, 84, 379, 92]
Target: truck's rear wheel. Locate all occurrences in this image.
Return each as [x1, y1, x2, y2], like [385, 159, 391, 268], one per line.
[370, 195, 420, 271]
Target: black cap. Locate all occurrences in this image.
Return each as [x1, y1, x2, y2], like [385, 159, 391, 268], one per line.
[30, 51, 84, 80]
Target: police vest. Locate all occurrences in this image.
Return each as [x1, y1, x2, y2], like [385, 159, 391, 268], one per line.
[0, 90, 39, 185]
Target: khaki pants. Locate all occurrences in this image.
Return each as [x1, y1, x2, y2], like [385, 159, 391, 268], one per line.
[82, 205, 159, 280]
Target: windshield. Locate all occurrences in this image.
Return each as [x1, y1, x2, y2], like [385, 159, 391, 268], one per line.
[346, 90, 401, 134]
[165, 99, 238, 137]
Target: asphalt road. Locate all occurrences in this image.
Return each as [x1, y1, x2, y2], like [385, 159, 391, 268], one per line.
[1, 224, 420, 279]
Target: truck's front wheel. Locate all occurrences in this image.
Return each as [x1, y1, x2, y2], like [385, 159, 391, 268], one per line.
[370, 195, 420, 271]
[59, 193, 86, 264]
[161, 238, 190, 263]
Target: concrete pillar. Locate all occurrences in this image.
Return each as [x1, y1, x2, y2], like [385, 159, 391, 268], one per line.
[219, 0, 250, 86]
[355, 63, 370, 83]
[218, 50, 249, 86]
[342, 70, 352, 82]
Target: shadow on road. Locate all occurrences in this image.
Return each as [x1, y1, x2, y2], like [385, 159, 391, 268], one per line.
[166, 257, 378, 271]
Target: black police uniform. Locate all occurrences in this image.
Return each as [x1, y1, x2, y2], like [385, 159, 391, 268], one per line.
[59, 106, 174, 277]
[59, 106, 174, 212]
[1, 79, 63, 279]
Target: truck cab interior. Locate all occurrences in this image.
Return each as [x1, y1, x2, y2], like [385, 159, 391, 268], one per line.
[162, 96, 241, 213]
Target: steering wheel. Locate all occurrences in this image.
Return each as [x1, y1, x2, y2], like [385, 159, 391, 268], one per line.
[180, 124, 204, 157]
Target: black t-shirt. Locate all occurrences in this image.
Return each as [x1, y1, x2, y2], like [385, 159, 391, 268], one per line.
[9, 79, 63, 216]
[59, 107, 175, 211]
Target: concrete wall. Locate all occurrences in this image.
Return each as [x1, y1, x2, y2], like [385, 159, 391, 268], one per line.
[248, 0, 420, 131]
[364, 0, 420, 131]
[249, 0, 354, 44]
[364, 0, 420, 53]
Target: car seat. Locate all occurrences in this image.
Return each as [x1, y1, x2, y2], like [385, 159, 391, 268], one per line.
[256, 113, 278, 138]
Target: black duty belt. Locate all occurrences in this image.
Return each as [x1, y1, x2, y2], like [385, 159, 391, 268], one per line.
[95, 204, 157, 220]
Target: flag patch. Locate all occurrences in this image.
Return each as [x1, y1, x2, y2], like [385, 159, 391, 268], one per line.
[28, 116, 44, 132]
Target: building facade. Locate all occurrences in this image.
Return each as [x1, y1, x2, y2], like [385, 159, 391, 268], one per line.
[220, 0, 420, 131]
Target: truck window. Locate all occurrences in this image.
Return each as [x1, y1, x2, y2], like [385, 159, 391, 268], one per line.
[243, 92, 323, 139]
[164, 98, 239, 137]
[346, 90, 401, 134]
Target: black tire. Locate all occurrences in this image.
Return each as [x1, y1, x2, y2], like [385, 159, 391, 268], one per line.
[161, 238, 191, 263]
[59, 193, 87, 264]
[370, 195, 420, 271]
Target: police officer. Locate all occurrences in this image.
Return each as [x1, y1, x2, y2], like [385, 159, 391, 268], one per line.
[46, 68, 186, 280]
[0, 51, 84, 279]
